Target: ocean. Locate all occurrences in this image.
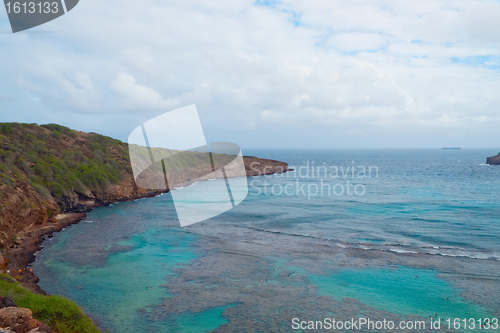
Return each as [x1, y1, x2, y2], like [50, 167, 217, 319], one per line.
[32, 149, 500, 332]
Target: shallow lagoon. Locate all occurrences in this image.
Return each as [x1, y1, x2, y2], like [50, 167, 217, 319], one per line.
[33, 149, 500, 332]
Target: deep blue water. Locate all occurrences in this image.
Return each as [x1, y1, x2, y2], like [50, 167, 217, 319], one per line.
[240, 148, 500, 257]
[32, 149, 500, 332]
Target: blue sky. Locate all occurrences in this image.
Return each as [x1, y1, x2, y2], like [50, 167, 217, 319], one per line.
[1, 0, 500, 148]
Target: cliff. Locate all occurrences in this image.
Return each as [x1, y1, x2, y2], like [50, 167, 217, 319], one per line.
[0, 123, 163, 251]
[486, 152, 500, 165]
[0, 123, 291, 274]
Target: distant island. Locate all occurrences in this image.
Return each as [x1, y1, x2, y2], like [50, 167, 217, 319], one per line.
[442, 147, 461, 149]
[0, 122, 291, 332]
[486, 152, 500, 165]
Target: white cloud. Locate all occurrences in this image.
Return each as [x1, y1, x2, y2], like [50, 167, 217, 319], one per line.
[58, 73, 102, 111]
[110, 72, 180, 110]
[1, 0, 500, 147]
[326, 33, 388, 52]
[118, 49, 159, 79]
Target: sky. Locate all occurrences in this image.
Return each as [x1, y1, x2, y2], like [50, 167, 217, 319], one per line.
[1, 0, 500, 148]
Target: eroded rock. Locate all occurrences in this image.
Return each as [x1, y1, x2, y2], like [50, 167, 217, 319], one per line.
[0, 307, 54, 333]
[0, 297, 16, 308]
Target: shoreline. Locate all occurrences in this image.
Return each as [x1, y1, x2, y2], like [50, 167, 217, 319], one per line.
[7, 166, 293, 294]
[6, 189, 167, 294]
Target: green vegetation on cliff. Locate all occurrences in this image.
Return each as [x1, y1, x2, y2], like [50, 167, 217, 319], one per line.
[0, 122, 289, 250]
[0, 122, 241, 249]
[0, 122, 131, 208]
[0, 273, 100, 333]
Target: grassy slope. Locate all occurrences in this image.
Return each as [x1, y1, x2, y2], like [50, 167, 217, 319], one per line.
[0, 273, 100, 333]
[0, 122, 139, 250]
[0, 122, 131, 209]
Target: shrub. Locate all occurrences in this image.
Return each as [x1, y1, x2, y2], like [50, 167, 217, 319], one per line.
[41, 124, 70, 133]
[12, 168, 23, 180]
[0, 174, 14, 186]
[37, 132, 49, 142]
[52, 130, 63, 140]
[48, 182, 66, 198]
[67, 130, 77, 138]
[0, 123, 13, 135]
[34, 184, 51, 199]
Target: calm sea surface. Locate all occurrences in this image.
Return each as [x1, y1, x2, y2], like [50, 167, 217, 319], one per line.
[32, 149, 500, 332]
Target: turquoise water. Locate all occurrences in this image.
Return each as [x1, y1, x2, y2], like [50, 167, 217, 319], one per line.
[38, 226, 199, 331]
[174, 306, 232, 333]
[309, 267, 491, 322]
[32, 200, 228, 332]
[32, 149, 500, 332]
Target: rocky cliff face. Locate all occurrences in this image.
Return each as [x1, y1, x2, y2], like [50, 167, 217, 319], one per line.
[0, 123, 164, 252]
[486, 152, 500, 165]
[0, 123, 290, 264]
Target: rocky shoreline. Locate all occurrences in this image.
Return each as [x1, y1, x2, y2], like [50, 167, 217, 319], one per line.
[6, 189, 166, 294]
[4, 156, 292, 294]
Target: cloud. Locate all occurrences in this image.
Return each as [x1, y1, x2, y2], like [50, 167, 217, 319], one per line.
[1, 0, 500, 147]
[58, 72, 102, 110]
[118, 48, 162, 79]
[111, 72, 180, 110]
[326, 33, 388, 52]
